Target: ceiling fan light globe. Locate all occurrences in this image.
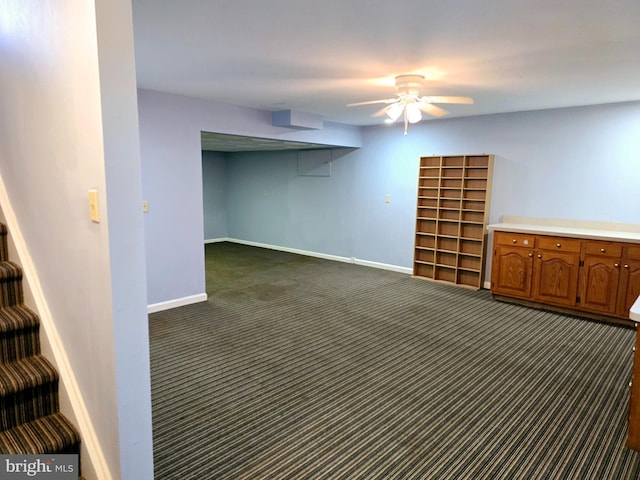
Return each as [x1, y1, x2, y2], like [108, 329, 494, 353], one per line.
[386, 103, 404, 122]
[406, 103, 422, 123]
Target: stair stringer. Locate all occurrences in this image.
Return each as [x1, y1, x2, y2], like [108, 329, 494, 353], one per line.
[0, 184, 113, 480]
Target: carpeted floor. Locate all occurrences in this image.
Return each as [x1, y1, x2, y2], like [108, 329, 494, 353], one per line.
[149, 242, 640, 479]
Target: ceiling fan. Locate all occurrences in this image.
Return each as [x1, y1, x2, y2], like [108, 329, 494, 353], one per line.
[347, 74, 473, 135]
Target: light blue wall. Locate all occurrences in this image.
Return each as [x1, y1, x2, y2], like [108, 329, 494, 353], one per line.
[224, 149, 358, 257]
[202, 151, 228, 239]
[144, 89, 639, 305]
[138, 89, 361, 306]
[202, 101, 640, 284]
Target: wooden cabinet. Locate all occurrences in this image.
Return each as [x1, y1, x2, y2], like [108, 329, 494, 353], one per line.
[618, 246, 640, 317]
[532, 249, 580, 307]
[579, 241, 622, 315]
[628, 326, 640, 451]
[491, 232, 534, 298]
[491, 232, 640, 322]
[413, 154, 493, 289]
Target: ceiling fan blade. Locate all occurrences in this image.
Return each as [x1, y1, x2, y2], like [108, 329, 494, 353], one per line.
[346, 98, 397, 107]
[420, 95, 474, 105]
[418, 103, 449, 117]
[371, 105, 392, 117]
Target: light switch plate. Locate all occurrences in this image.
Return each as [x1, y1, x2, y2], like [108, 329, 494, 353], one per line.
[88, 189, 100, 223]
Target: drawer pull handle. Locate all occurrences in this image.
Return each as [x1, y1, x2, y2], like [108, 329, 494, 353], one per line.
[556, 243, 561, 248]
[537, 254, 542, 259]
[512, 239, 517, 244]
[601, 248, 606, 253]
[528, 253, 533, 257]
[625, 264, 630, 269]
[615, 263, 620, 268]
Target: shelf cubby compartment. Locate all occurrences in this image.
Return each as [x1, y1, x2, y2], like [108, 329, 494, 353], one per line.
[465, 155, 490, 167]
[461, 210, 484, 223]
[419, 165, 440, 175]
[440, 177, 462, 189]
[459, 239, 483, 256]
[415, 248, 435, 263]
[458, 253, 482, 271]
[414, 263, 434, 278]
[442, 167, 464, 178]
[464, 178, 487, 190]
[464, 167, 489, 179]
[420, 157, 441, 168]
[418, 196, 438, 208]
[419, 177, 440, 188]
[417, 207, 437, 219]
[457, 270, 481, 288]
[438, 209, 461, 221]
[436, 252, 457, 268]
[415, 234, 435, 248]
[463, 189, 486, 200]
[462, 199, 485, 211]
[416, 219, 436, 235]
[442, 156, 465, 167]
[460, 222, 484, 240]
[419, 187, 439, 198]
[434, 266, 457, 283]
[438, 221, 460, 237]
[440, 199, 462, 210]
[437, 236, 459, 254]
[441, 189, 462, 200]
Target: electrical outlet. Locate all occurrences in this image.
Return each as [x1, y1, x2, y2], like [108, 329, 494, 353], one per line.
[385, 194, 391, 203]
[143, 200, 149, 213]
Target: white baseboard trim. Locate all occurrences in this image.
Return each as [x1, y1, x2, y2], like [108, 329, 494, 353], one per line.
[147, 293, 208, 314]
[225, 238, 413, 275]
[204, 237, 229, 244]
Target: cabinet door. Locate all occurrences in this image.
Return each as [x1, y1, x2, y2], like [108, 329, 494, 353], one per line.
[579, 255, 621, 315]
[617, 260, 640, 317]
[491, 246, 534, 298]
[532, 250, 580, 307]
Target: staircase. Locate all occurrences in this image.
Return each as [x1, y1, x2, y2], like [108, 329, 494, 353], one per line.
[0, 223, 82, 470]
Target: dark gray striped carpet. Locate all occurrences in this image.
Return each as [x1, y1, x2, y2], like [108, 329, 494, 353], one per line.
[149, 242, 640, 479]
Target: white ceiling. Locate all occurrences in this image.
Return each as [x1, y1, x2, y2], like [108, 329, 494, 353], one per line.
[132, 0, 640, 129]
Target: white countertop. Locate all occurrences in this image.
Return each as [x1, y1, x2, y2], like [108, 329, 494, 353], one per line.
[631, 296, 640, 323]
[487, 223, 640, 243]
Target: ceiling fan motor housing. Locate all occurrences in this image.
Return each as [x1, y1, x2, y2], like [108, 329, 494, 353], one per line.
[395, 74, 424, 97]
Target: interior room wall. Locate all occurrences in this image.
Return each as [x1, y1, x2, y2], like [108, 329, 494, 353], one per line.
[202, 150, 228, 240]
[138, 89, 361, 307]
[206, 101, 640, 282]
[224, 149, 358, 258]
[0, 0, 153, 478]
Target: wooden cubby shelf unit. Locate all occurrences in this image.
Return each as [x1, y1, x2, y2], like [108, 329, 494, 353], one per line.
[413, 154, 494, 289]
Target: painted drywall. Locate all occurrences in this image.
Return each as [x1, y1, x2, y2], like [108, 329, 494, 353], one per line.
[0, 1, 153, 479]
[94, 0, 154, 478]
[138, 89, 362, 306]
[202, 151, 228, 240]
[225, 149, 358, 257]
[209, 101, 640, 283]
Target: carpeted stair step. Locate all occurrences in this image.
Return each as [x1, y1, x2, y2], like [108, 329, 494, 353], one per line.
[0, 305, 41, 364]
[0, 355, 59, 431]
[0, 223, 7, 263]
[0, 261, 23, 308]
[0, 412, 80, 454]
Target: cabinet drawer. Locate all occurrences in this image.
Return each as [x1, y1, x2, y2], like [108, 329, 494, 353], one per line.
[536, 235, 581, 253]
[494, 232, 535, 247]
[624, 245, 640, 261]
[584, 241, 623, 258]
